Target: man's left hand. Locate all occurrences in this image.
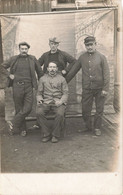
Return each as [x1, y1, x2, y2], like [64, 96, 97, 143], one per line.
[101, 90, 108, 97]
[62, 70, 67, 75]
[55, 100, 63, 107]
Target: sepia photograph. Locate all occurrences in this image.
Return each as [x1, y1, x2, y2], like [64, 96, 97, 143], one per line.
[0, 0, 122, 194]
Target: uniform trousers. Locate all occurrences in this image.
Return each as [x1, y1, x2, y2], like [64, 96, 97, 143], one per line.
[36, 103, 66, 138]
[82, 88, 105, 130]
[12, 81, 33, 133]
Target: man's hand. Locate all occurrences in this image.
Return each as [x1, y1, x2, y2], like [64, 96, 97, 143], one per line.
[55, 100, 63, 107]
[101, 90, 108, 97]
[37, 100, 43, 105]
[9, 74, 14, 80]
[62, 70, 67, 75]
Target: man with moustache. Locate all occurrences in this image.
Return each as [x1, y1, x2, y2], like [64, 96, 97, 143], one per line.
[1, 42, 43, 136]
[36, 61, 68, 143]
[66, 36, 110, 136]
[30, 37, 76, 130]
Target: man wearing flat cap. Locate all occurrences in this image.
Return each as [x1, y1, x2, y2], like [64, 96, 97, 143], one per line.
[29, 37, 76, 131]
[66, 36, 110, 136]
[1, 42, 43, 136]
[38, 37, 76, 77]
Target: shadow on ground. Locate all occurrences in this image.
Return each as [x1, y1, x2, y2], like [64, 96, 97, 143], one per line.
[0, 116, 119, 173]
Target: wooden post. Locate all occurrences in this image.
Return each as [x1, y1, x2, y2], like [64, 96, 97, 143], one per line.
[0, 21, 3, 65]
[113, 2, 122, 113]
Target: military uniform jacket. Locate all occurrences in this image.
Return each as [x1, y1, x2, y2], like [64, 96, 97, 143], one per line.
[66, 50, 110, 92]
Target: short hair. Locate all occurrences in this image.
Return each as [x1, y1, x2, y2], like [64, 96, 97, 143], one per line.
[19, 42, 30, 48]
[48, 61, 58, 67]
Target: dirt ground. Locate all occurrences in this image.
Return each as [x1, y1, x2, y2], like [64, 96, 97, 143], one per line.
[0, 116, 119, 173]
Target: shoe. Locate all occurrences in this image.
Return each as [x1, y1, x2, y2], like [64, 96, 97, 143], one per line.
[51, 136, 58, 143]
[78, 128, 90, 133]
[28, 124, 40, 130]
[7, 121, 14, 136]
[95, 129, 101, 136]
[21, 130, 27, 137]
[41, 136, 51, 143]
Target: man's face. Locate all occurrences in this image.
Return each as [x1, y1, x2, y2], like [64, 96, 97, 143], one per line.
[47, 62, 58, 75]
[85, 42, 96, 53]
[19, 45, 29, 55]
[49, 41, 59, 53]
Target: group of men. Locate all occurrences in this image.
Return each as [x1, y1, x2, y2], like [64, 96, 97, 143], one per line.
[1, 36, 110, 143]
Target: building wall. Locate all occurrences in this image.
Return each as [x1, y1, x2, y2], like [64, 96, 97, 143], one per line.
[0, 0, 51, 13]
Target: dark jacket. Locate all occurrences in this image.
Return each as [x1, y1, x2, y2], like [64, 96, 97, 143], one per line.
[1, 54, 43, 89]
[38, 49, 76, 75]
[66, 50, 110, 92]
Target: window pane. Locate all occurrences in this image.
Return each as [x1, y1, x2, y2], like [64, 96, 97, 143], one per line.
[58, 0, 75, 3]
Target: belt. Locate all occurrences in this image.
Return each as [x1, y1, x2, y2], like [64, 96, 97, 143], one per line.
[17, 81, 25, 85]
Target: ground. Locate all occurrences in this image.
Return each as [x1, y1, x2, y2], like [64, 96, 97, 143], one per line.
[0, 115, 119, 173]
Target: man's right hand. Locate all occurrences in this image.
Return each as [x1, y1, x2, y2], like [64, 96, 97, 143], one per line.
[9, 74, 14, 80]
[55, 100, 63, 107]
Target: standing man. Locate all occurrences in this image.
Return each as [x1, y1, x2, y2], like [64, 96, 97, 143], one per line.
[38, 37, 76, 77]
[36, 61, 68, 143]
[66, 36, 110, 136]
[1, 42, 43, 136]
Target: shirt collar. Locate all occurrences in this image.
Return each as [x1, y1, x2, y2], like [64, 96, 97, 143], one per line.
[49, 49, 59, 54]
[48, 72, 58, 77]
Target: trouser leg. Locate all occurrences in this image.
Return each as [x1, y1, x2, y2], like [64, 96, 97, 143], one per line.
[52, 105, 66, 138]
[94, 89, 105, 129]
[36, 104, 51, 137]
[12, 83, 33, 133]
[82, 89, 93, 130]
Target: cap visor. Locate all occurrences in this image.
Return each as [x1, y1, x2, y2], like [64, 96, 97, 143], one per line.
[85, 41, 94, 45]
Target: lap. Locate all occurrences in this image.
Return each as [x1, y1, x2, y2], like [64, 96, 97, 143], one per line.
[36, 103, 66, 116]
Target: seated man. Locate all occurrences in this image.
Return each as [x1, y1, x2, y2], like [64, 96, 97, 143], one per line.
[36, 61, 68, 143]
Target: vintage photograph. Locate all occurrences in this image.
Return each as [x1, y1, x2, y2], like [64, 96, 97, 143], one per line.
[0, 0, 122, 194]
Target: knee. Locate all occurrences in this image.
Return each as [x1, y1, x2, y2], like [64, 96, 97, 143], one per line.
[36, 108, 44, 117]
[20, 107, 32, 117]
[27, 107, 32, 114]
[56, 113, 65, 119]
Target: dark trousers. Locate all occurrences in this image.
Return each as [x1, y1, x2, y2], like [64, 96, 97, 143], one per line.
[36, 103, 66, 138]
[82, 89, 105, 130]
[12, 82, 33, 132]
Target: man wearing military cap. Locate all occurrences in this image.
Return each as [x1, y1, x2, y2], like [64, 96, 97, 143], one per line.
[66, 36, 110, 136]
[1, 42, 43, 136]
[38, 37, 76, 77]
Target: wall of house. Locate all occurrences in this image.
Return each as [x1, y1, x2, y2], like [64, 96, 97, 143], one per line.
[0, 0, 51, 13]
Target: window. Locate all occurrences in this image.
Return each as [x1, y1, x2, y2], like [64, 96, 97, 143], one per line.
[58, 0, 75, 3]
